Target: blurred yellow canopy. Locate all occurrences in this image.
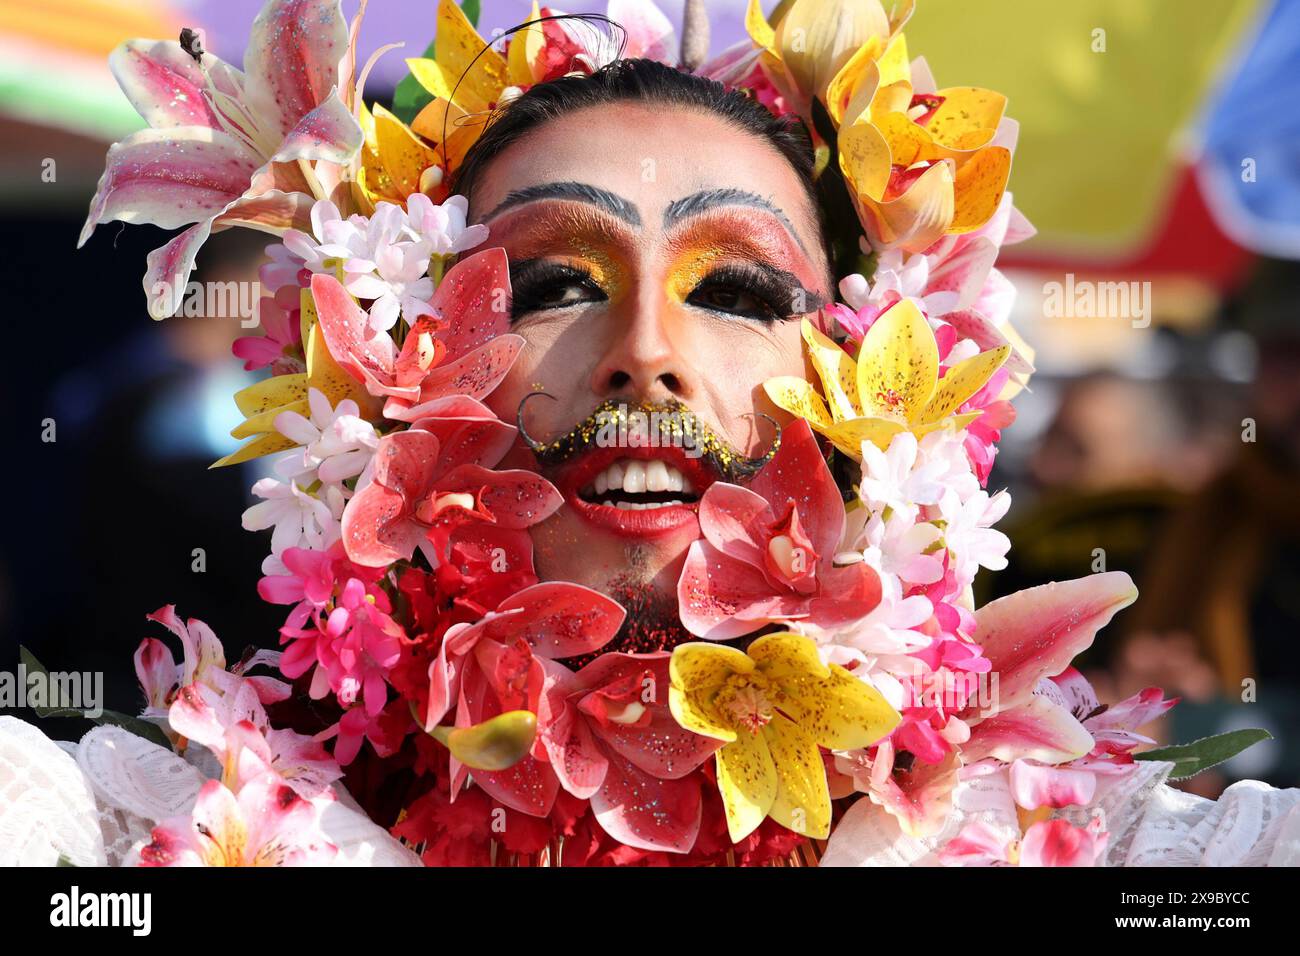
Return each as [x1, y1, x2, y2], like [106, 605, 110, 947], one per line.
[903, 0, 1260, 256]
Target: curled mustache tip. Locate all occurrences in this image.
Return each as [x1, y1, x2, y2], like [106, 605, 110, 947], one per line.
[516, 390, 557, 453]
[734, 412, 782, 477]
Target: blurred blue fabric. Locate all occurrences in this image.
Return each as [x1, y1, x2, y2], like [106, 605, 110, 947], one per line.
[1199, 0, 1300, 258]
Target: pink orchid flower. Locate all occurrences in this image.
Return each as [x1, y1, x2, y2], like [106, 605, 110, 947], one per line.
[80, 0, 364, 318]
[425, 582, 626, 816]
[677, 418, 882, 640]
[341, 396, 561, 568]
[539, 653, 720, 853]
[310, 248, 524, 422]
[139, 774, 337, 867]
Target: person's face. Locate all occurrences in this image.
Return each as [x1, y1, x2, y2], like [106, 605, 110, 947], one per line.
[468, 102, 831, 639]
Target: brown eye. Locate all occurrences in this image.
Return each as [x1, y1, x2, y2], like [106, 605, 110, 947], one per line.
[536, 282, 592, 307]
[510, 260, 606, 319]
[685, 264, 807, 324]
[691, 284, 765, 315]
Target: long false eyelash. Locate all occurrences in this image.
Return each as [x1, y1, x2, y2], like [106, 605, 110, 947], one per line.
[687, 262, 822, 324]
[509, 259, 607, 319]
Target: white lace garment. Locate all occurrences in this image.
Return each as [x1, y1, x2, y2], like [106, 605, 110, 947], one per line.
[3, 716, 1297, 866]
[821, 758, 1300, 866]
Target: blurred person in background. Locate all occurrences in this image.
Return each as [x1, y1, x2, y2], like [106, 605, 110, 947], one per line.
[1121, 259, 1300, 793]
[983, 361, 1234, 687]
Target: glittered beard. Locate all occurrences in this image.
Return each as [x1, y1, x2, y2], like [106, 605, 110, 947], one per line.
[516, 393, 781, 482]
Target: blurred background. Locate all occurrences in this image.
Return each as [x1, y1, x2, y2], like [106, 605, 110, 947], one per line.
[1, 0, 1297, 794]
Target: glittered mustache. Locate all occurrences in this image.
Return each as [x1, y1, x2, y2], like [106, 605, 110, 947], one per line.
[516, 394, 781, 482]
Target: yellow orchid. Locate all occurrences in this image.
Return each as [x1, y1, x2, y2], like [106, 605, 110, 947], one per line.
[836, 67, 1013, 251]
[745, 0, 913, 116]
[405, 0, 548, 178]
[764, 299, 1010, 459]
[352, 101, 445, 213]
[669, 633, 899, 842]
[213, 288, 374, 468]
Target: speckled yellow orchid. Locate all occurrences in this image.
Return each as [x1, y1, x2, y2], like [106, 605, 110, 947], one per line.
[745, 0, 914, 117]
[837, 73, 1013, 252]
[405, 0, 548, 178]
[351, 102, 445, 213]
[669, 633, 899, 842]
[763, 299, 1010, 459]
[823, 24, 913, 130]
[213, 287, 373, 468]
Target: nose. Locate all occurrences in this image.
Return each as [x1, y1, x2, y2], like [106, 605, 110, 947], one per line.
[589, 294, 694, 402]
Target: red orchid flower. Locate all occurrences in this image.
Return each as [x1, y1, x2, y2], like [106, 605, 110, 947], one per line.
[341, 396, 562, 568]
[387, 523, 539, 711]
[677, 418, 882, 640]
[424, 582, 626, 817]
[538, 653, 720, 854]
[311, 248, 524, 421]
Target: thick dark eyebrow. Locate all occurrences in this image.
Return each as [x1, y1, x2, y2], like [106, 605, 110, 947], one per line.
[662, 188, 808, 254]
[480, 181, 642, 227]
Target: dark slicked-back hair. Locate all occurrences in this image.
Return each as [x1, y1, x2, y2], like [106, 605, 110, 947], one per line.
[451, 57, 825, 244]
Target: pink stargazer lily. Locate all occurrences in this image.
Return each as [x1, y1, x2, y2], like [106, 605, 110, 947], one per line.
[539, 653, 720, 853]
[939, 817, 1108, 867]
[425, 583, 626, 817]
[341, 395, 561, 568]
[310, 248, 524, 422]
[135, 605, 289, 721]
[958, 572, 1141, 772]
[79, 0, 364, 318]
[677, 418, 882, 640]
[842, 572, 1140, 839]
[1006, 668, 1177, 810]
[168, 678, 342, 798]
[138, 774, 337, 867]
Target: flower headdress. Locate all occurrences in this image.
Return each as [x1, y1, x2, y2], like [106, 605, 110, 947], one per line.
[74, 0, 1256, 867]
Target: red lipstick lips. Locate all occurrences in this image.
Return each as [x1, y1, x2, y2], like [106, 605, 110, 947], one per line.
[555, 444, 719, 540]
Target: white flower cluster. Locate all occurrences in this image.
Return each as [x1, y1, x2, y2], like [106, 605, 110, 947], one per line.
[241, 388, 380, 575]
[277, 195, 488, 333]
[821, 430, 1011, 690]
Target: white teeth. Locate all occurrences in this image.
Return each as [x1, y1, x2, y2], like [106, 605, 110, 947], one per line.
[607, 499, 684, 510]
[590, 459, 694, 499]
[645, 460, 669, 492]
[622, 461, 647, 493]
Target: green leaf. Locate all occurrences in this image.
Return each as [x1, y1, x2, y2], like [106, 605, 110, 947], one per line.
[56, 854, 79, 867]
[461, 0, 481, 28]
[391, 38, 438, 125]
[18, 646, 171, 750]
[1135, 729, 1273, 780]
